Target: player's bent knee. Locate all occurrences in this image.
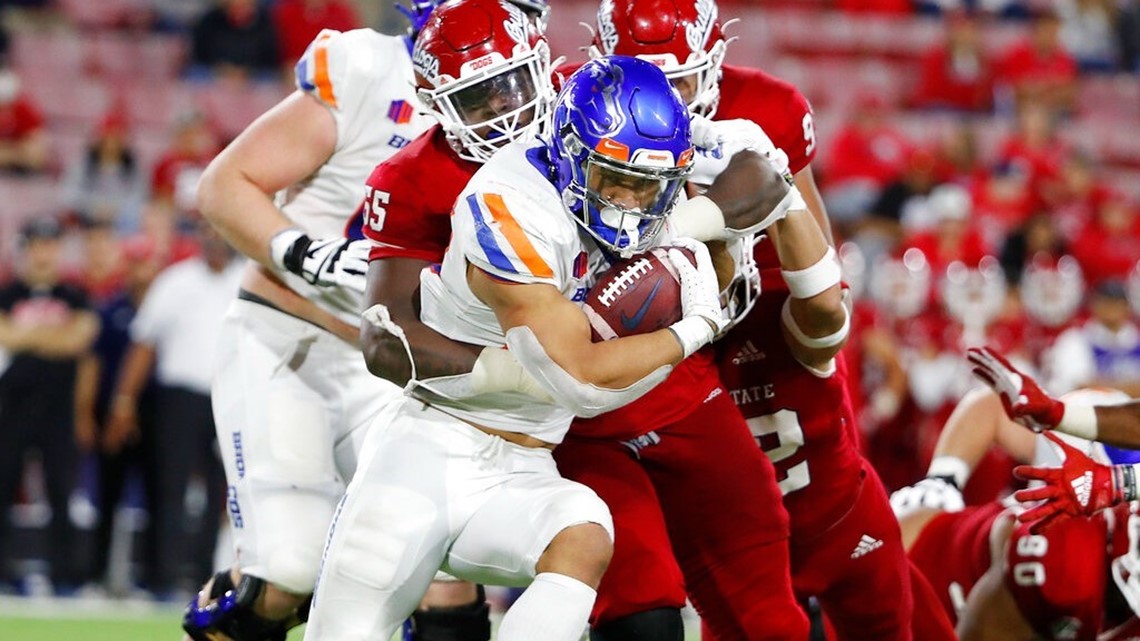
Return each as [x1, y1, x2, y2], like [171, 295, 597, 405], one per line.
[409, 586, 492, 641]
[261, 542, 324, 596]
[590, 607, 684, 641]
[537, 522, 613, 588]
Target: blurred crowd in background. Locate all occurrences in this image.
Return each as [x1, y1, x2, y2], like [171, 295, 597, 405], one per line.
[0, 0, 1138, 605]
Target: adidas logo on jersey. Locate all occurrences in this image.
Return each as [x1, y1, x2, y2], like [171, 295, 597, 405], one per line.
[1072, 471, 1093, 507]
[850, 534, 883, 559]
[732, 340, 766, 365]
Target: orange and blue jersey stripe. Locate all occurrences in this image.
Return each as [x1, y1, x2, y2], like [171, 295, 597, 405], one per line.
[466, 193, 554, 280]
[295, 31, 338, 109]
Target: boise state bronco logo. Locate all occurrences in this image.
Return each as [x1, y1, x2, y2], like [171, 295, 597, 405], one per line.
[574, 61, 626, 138]
[596, 0, 618, 54]
[686, 0, 717, 53]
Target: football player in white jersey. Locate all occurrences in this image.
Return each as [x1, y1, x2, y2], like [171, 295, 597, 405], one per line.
[304, 56, 729, 641]
[186, 2, 551, 640]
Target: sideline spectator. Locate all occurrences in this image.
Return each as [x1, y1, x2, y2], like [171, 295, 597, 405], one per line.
[75, 238, 163, 594]
[272, 0, 359, 67]
[1056, 0, 1120, 71]
[190, 0, 279, 80]
[0, 65, 47, 174]
[1071, 193, 1140, 286]
[60, 114, 148, 233]
[912, 11, 995, 112]
[105, 222, 240, 596]
[150, 111, 218, 212]
[1120, 0, 1140, 70]
[1043, 279, 1140, 396]
[995, 6, 1079, 113]
[822, 94, 913, 227]
[148, 0, 214, 32]
[0, 218, 100, 594]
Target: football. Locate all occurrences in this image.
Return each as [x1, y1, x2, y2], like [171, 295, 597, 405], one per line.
[582, 247, 693, 341]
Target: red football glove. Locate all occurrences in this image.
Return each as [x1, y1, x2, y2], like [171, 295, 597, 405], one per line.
[1012, 432, 1125, 534]
[967, 346, 1064, 432]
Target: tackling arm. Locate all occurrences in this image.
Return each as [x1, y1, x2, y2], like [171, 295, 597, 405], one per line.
[768, 207, 847, 369]
[1091, 402, 1140, 448]
[360, 257, 482, 386]
[469, 267, 685, 390]
[793, 164, 834, 246]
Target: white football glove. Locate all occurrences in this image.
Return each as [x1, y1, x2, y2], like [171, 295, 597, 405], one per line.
[665, 238, 729, 358]
[689, 116, 791, 186]
[889, 477, 965, 519]
[270, 230, 370, 294]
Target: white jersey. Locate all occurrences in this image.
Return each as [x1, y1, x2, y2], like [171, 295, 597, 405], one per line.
[414, 138, 596, 443]
[275, 28, 434, 324]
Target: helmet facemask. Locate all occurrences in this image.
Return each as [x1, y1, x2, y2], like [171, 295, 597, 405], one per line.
[558, 128, 690, 258]
[719, 235, 761, 329]
[419, 40, 553, 164]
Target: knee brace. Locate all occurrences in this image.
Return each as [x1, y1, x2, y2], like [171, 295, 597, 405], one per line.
[407, 587, 491, 641]
[590, 607, 684, 641]
[182, 573, 290, 641]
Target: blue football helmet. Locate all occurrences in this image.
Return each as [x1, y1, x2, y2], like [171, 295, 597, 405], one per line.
[549, 56, 693, 258]
[397, 0, 447, 51]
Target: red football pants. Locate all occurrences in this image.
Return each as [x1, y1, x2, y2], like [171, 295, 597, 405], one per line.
[556, 388, 809, 641]
[703, 462, 914, 641]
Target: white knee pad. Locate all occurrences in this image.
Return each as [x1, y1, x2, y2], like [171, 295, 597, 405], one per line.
[534, 487, 615, 555]
[259, 516, 332, 594]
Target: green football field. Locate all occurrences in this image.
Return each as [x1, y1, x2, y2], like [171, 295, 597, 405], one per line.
[0, 597, 704, 640]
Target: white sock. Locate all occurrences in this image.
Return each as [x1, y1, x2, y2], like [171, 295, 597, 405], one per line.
[497, 572, 596, 641]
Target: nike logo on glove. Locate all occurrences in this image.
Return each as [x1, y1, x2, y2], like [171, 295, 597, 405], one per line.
[620, 280, 662, 331]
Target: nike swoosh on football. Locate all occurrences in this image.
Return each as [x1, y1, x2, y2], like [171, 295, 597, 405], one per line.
[620, 280, 662, 331]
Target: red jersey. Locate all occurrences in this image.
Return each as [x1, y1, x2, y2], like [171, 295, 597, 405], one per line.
[911, 502, 1137, 638]
[355, 121, 722, 442]
[272, 0, 360, 65]
[716, 269, 864, 537]
[909, 502, 1006, 623]
[0, 96, 44, 142]
[715, 65, 816, 176]
[998, 40, 1078, 90]
[361, 125, 478, 263]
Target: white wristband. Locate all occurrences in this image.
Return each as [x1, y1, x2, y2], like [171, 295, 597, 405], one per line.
[781, 246, 841, 300]
[1057, 403, 1099, 440]
[268, 228, 305, 272]
[668, 316, 715, 359]
[927, 455, 971, 489]
[780, 298, 850, 349]
[669, 196, 727, 242]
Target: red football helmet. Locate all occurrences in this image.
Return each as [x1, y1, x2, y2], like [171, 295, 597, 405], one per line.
[412, 0, 554, 163]
[591, 0, 729, 116]
[870, 248, 933, 320]
[1021, 254, 1085, 328]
